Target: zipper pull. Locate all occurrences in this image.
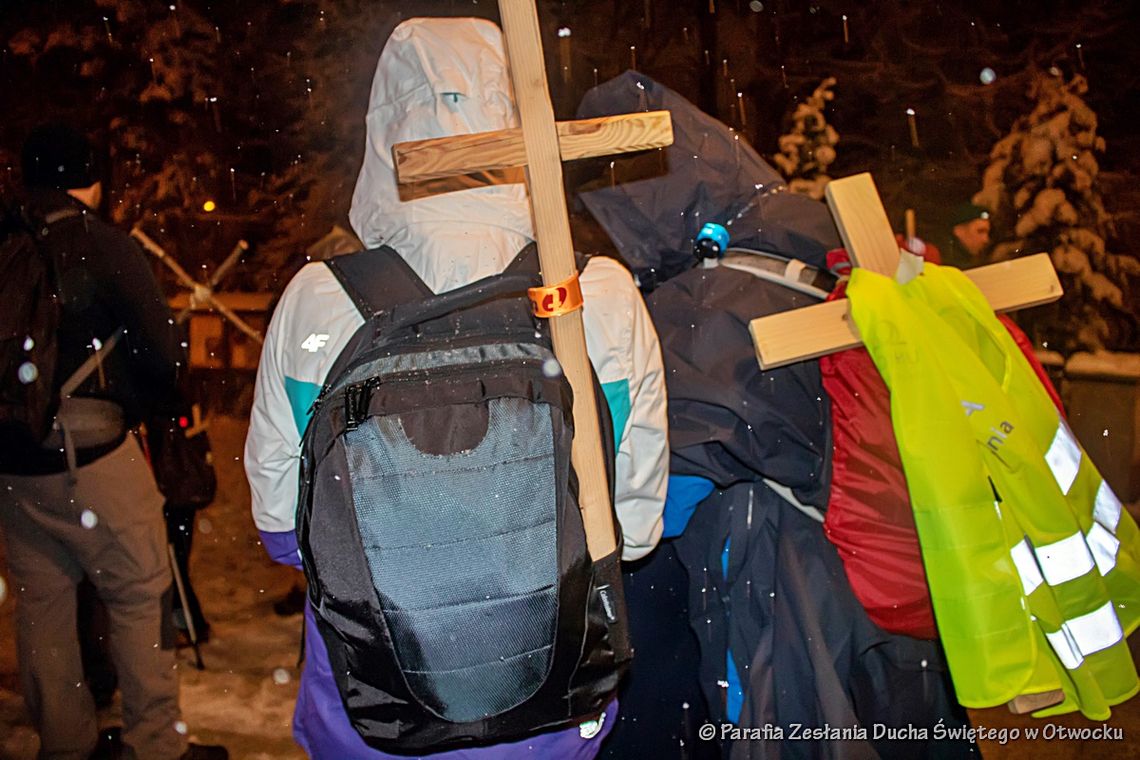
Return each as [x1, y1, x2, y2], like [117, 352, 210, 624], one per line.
[344, 384, 370, 430]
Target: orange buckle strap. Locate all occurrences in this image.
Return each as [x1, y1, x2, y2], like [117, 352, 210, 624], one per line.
[528, 272, 584, 318]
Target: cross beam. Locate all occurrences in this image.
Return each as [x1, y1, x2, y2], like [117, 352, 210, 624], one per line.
[748, 173, 1062, 369]
[394, 110, 673, 182]
[392, 2, 674, 561]
[751, 253, 1062, 369]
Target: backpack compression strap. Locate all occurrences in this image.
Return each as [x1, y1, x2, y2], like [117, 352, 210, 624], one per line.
[326, 244, 546, 319]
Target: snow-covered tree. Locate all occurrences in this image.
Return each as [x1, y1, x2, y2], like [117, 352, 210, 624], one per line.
[4, 2, 250, 276]
[773, 77, 839, 201]
[975, 72, 1140, 352]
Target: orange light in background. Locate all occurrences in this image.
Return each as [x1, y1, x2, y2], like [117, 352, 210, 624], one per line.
[202, 200, 217, 212]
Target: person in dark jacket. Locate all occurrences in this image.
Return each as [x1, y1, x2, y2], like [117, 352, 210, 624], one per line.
[936, 202, 991, 269]
[0, 124, 226, 760]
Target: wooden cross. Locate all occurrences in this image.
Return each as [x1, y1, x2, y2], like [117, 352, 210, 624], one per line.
[750, 173, 1065, 714]
[131, 227, 264, 345]
[749, 173, 1062, 369]
[390, 1, 674, 562]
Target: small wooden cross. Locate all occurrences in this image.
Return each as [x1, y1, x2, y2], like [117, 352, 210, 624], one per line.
[750, 173, 1065, 714]
[131, 227, 263, 345]
[390, 1, 674, 561]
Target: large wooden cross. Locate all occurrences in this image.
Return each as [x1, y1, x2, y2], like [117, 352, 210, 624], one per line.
[390, 1, 674, 561]
[750, 173, 1065, 714]
[749, 173, 1062, 369]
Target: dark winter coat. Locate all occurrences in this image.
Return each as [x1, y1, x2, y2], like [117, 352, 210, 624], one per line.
[674, 482, 976, 760]
[19, 188, 183, 473]
[647, 263, 832, 507]
[576, 72, 840, 287]
[647, 261, 975, 758]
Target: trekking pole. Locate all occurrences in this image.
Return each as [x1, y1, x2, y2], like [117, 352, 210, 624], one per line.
[167, 543, 206, 670]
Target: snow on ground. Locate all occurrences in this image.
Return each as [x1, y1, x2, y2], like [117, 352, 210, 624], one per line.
[0, 415, 306, 759]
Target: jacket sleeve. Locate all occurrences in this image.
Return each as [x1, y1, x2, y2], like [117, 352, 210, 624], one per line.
[245, 301, 303, 565]
[581, 257, 669, 561]
[244, 264, 362, 568]
[617, 277, 669, 560]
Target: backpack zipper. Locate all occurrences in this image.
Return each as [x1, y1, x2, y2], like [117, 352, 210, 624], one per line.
[341, 356, 551, 431]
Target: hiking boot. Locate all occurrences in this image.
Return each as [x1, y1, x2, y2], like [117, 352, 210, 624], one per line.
[178, 744, 229, 760]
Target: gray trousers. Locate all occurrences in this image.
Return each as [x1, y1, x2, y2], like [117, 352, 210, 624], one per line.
[0, 438, 188, 760]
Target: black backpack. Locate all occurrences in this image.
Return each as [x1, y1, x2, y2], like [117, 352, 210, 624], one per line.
[0, 205, 78, 465]
[297, 245, 630, 752]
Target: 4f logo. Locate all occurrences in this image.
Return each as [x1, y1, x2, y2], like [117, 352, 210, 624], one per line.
[301, 334, 330, 353]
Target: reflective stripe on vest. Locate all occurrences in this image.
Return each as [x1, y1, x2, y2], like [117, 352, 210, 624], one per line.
[1044, 420, 1082, 495]
[1010, 509, 1125, 594]
[848, 263, 1140, 720]
[1095, 480, 1123, 532]
[1011, 537, 1045, 597]
[1035, 529, 1096, 586]
[1045, 601, 1125, 670]
[1088, 523, 1120, 576]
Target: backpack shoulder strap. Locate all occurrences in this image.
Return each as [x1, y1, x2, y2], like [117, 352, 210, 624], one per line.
[59, 328, 125, 398]
[502, 242, 541, 275]
[330, 244, 549, 319]
[326, 246, 432, 318]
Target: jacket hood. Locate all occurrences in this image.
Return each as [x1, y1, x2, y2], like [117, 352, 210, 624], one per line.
[349, 17, 534, 293]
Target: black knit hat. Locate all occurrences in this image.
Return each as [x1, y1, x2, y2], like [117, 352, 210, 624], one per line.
[21, 124, 99, 190]
[949, 202, 990, 228]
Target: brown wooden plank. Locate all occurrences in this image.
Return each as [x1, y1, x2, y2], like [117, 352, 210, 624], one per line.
[558, 111, 673, 162]
[959, 253, 1064, 312]
[750, 299, 860, 370]
[169, 292, 274, 312]
[393, 111, 673, 183]
[1007, 690, 1065, 714]
[824, 173, 900, 276]
[498, 0, 617, 560]
[131, 227, 199, 291]
[750, 253, 1062, 369]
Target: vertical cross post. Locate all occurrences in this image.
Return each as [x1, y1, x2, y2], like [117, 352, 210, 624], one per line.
[390, 4, 675, 560]
[497, 0, 616, 560]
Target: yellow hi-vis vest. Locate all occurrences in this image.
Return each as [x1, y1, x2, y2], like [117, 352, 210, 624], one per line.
[847, 263, 1140, 719]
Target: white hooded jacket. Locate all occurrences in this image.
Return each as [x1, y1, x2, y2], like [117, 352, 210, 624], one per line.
[245, 17, 668, 563]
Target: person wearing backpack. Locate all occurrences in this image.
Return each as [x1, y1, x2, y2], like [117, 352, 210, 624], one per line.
[0, 124, 227, 760]
[244, 17, 668, 759]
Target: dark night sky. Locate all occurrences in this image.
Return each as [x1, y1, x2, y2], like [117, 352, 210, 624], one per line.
[2, 0, 1137, 275]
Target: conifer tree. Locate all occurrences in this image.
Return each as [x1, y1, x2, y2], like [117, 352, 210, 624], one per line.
[773, 77, 839, 201]
[975, 72, 1140, 352]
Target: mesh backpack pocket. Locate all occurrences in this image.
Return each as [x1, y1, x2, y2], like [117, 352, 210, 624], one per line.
[347, 373, 562, 721]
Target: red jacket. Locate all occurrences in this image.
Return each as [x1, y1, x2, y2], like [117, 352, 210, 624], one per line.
[820, 252, 1061, 639]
